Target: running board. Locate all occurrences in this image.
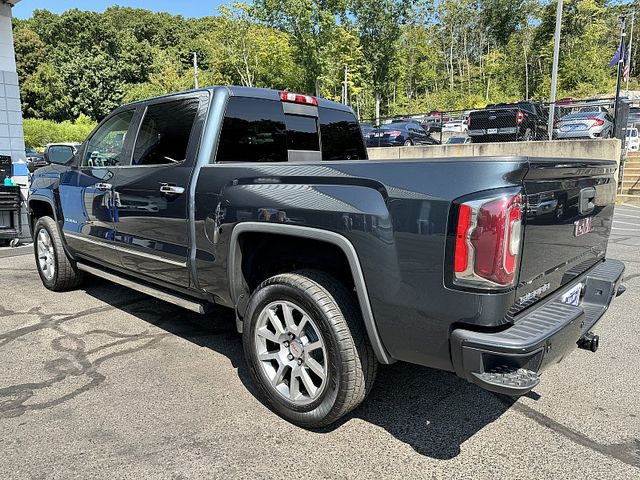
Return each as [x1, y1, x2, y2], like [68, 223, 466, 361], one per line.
[77, 263, 206, 314]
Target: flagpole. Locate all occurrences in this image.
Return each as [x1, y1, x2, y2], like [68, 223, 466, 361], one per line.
[626, 12, 635, 92]
[613, 16, 627, 137]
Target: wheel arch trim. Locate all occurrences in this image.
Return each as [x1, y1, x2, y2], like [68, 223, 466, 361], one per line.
[29, 194, 76, 259]
[229, 222, 393, 364]
[27, 194, 59, 236]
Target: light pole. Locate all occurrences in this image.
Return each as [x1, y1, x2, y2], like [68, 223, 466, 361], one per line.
[192, 51, 199, 89]
[612, 16, 627, 137]
[547, 0, 563, 140]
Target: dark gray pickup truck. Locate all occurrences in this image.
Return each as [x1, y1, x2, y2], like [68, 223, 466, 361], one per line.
[28, 87, 625, 428]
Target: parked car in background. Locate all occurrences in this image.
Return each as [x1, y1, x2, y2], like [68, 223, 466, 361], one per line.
[626, 127, 639, 151]
[578, 105, 609, 114]
[445, 136, 471, 145]
[422, 115, 443, 133]
[26, 147, 46, 173]
[468, 101, 547, 143]
[359, 123, 374, 139]
[25, 146, 44, 169]
[366, 122, 439, 147]
[25, 147, 43, 161]
[442, 119, 467, 133]
[553, 112, 613, 140]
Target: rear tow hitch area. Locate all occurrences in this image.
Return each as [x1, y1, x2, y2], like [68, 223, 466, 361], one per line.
[578, 332, 599, 353]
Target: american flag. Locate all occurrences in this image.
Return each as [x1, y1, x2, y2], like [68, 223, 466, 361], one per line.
[623, 43, 632, 82]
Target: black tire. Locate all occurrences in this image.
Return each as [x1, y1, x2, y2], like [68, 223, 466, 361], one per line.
[522, 128, 533, 142]
[33, 216, 84, 291]
[243, 269, 377, 428]
[403, 139, 413, 146]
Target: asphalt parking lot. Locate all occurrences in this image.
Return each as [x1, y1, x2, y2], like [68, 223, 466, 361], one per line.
[1, 207, 639, 479]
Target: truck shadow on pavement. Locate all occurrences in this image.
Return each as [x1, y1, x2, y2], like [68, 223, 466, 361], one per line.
[78, 279, 515, 460]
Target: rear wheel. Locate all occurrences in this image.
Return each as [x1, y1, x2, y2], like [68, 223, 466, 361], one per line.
[243, 269, 377, 428]
[33, 216, 84, 291]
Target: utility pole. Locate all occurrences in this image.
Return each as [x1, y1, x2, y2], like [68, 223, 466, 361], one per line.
[192, 51, 199, 89]
[342, 65, 348, 105]
[547, 0, 563, 140]
[612, 16, 627, 137]
[626, 12, 635, 93]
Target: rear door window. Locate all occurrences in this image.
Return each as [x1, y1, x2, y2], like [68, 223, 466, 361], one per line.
[319, 107, 366, 160]
[216, 97, 287, 163]
[132, 98, 199, 166]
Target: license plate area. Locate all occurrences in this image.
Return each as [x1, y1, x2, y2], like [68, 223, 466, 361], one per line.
[562, 283, 583, 306]
[487, 128, 498, 134]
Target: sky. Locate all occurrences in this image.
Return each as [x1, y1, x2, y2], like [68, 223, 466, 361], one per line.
[12, 1, 232, 19]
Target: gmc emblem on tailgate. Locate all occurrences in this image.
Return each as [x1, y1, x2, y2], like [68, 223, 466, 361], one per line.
[574, 217, 593, 237]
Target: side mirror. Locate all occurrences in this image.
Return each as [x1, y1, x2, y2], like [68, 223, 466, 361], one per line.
[45, 145, 76, 165]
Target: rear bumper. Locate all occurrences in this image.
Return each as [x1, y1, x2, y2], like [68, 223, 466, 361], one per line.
[366, 140, 404, 147]
[469, 127, 518, 136]
[450, 259, 625, 395]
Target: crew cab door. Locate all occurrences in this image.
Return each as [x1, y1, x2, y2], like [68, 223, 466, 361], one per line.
[110, 93, 207, 287]
[59, 109, 136, 266]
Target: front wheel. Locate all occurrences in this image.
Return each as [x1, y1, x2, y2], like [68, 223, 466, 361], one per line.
[33, 216, 84, 291]
[243, 270, 377, 428]
[403, 139, 413, 146]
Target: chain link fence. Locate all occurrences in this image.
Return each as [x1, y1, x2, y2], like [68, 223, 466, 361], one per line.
[361, 97, 631, 147]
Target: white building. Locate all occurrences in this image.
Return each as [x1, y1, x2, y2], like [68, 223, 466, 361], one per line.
[0, 0, 26, 182]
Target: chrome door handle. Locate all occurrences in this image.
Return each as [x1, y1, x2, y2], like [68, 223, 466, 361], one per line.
[94, 182, 112, 191]
[160, 184, 185, 195]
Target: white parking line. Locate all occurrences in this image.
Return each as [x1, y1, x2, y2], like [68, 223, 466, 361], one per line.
[612, 220, 640, 227]
[611, 227, 640, 232]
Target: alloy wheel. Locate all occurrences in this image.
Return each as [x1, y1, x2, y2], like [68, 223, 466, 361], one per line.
[254, 300, 328, 406]
[36, 228, 55, 280]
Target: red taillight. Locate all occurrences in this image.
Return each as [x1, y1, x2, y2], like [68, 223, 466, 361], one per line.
[279, 91, 318, 106]
[386, 130, 402, 137]
[467, 116, 472, 128]
[454, 204, 472, 273]
[453, 191, 523, 288]
[591, 118, 604, 126]
[516, 111, 524, 124]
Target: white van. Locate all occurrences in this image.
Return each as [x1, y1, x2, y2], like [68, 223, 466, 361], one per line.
[626, 127, 639, 151]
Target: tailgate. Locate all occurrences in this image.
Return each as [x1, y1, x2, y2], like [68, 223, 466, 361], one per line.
[516, 158, 617, 306]
[470, 109, 517, 130]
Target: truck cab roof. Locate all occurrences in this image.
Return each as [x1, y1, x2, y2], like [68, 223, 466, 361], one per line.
[115, 86, 355, 115]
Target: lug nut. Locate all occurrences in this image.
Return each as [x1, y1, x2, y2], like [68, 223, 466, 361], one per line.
[297, 359, 303, 366]
[283, 341, 289, 347]
[288, 354, 294, 361]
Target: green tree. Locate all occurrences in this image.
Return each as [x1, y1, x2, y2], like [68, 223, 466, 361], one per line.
[350, 0, 413, 121]
[253, 0, 344, 94]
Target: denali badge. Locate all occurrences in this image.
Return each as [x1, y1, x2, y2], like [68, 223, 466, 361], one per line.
[519, 282, 551, 304]
[574, 217, 594, 237]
